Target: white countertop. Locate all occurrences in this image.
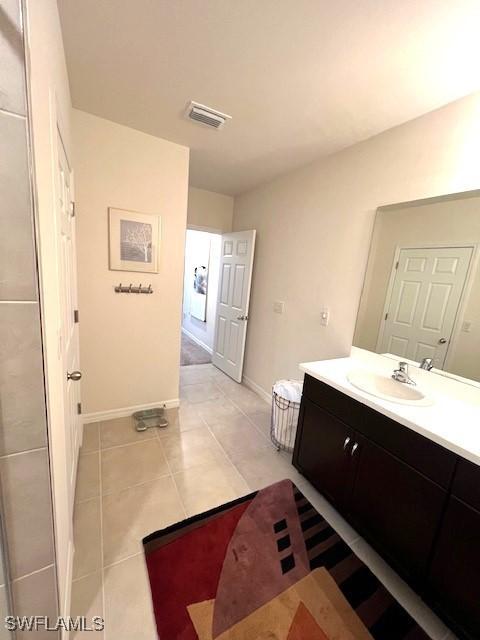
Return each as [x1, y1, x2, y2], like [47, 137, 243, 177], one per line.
[300, 348, 480, 466]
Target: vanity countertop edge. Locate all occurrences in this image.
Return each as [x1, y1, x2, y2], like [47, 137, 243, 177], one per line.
[300, 351, 480, 467]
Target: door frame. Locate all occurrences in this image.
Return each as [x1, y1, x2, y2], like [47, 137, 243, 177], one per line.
[375, 242, 478, 371]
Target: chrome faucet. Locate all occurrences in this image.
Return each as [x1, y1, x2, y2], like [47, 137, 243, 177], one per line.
[419, 357, 434, 371]
[392, 361, 416, 385]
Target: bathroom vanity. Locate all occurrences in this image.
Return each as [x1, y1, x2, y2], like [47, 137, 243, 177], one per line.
[293, 350, 480, 640]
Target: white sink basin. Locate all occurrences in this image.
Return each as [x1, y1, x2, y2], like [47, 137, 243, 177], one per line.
[347, 370, 433, 406]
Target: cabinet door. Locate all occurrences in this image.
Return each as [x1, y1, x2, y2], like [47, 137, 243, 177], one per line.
[293, 399, 358, 510]
[350, 438, 447, 585]
[429, 497, 480, 639]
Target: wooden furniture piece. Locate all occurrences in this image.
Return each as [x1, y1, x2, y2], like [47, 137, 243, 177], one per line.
[293, 374, 480, 640]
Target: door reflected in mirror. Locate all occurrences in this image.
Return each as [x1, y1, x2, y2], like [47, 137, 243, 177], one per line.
[354, 190, 480, 384]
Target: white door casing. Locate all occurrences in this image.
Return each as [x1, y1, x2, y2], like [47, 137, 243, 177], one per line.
[212, 230, 256, 382]
[377, 246, 473, 368]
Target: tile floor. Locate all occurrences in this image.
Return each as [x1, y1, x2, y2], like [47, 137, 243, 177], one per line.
[71, 363, 456, 640]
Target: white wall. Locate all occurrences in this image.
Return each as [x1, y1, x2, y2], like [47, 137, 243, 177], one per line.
[233, 92, 480, 394]
[73, 109, 189, 415]
[182, 230, 221, 351]
[26, 0, 73, 620]
[187, 186, 233, 232]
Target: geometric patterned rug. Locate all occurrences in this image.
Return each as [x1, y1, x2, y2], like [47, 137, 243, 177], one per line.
[143, 479, 431, 640]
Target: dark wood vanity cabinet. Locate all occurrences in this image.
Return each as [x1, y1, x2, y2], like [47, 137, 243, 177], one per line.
[349, 436, 448, 586]
[295, 399, 358, 510]
[428, 458, 480, 640]
[293, 374, 479, 639]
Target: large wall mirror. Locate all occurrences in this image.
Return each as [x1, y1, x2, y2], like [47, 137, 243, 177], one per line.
[354, 190, 480, 384]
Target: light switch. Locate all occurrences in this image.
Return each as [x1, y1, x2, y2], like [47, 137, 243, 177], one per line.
[273, 301, 285, 314]
[320, 308, 329, 326]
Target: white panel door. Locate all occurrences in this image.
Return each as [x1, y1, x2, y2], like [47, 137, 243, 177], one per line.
[212, 230, 256, 382]
[57, 133, 81, 514]
[379, 246, 473, 367]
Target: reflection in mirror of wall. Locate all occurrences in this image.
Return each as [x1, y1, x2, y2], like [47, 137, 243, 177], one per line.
[354, 191, 480, 384]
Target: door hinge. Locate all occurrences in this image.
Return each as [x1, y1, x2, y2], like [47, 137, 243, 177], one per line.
[77, 402, 82, 415]
[74, 309, 79, 323]
[70, 201, 76, 218]
[395, 261, 399, 270]
[385, 312, 389, 320]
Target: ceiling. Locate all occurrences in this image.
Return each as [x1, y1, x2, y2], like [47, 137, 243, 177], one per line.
[57, 0, 480, 195]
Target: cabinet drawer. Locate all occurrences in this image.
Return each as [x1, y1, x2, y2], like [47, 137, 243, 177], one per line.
[360, 406, 456, 489]
[452, 458, 480, 511]
[303, 375, 364, 431]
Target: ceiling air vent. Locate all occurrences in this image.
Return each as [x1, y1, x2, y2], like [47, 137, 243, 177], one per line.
[185, 101, 232, 130]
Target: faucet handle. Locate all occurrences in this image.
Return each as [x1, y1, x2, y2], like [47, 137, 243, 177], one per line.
[398, 361, 409, 372]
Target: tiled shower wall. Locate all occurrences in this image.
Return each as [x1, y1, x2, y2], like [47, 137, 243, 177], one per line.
[0, 0, 58, 633]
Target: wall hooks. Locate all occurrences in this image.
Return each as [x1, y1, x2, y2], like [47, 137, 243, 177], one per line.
[114, 283, 153, 294]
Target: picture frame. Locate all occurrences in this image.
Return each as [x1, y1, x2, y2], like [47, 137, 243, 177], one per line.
[108, 207, 161, 273]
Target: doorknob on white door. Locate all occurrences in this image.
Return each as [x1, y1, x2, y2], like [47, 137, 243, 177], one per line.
[438, 338, 447, 344]
[67, 370, 82, 381]
[237, 315, 248, 321]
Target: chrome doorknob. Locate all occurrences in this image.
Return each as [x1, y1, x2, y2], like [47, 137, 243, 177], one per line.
[236, 315, 248, 321]
[438, 338, 447, 344]
[67, 370, 82, 381]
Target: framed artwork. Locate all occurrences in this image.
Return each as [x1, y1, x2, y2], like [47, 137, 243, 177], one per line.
[191, 264, 208, 321]
[109, 207, 161, 273]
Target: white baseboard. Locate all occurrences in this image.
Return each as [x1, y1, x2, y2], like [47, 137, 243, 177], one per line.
[82, 398, 180, 424]
[242, 375, 271, 405]
[182, 327, 213, 355]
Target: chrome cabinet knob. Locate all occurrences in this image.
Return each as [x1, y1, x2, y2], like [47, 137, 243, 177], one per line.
[236, 315, 248, 321]
[438, 338, 447, 344]
[67, 370, 82, 381]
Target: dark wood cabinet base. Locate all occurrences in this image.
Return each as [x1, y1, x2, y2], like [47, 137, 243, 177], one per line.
[293, 374, 480, 640]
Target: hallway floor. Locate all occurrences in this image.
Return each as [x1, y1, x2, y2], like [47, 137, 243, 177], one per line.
[180, 332, 212, 366]
[71, 364, 455, 640]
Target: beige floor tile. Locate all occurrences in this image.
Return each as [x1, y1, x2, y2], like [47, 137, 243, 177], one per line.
[73, 498, 102, 580]
[99, 415, 156, 449]
[71, 571, 104, 639]
[101, 440, 169, 495]
[161, 427, 227, 472]
[103, 554, 157, 640]
[234, 447, 305, 491]
[158, 405, 206, 437]
[174, 460, 249, 517]
[245, 408, 272, 437]
[81, 423, 100, 454]
[180, 381, 224, 404]
[209, 420, 271, 463]
[212, 373, 244, 394]
[76, 452, 100, 503]
[102, 476, 185, 566]
[180, 365, 214, 386]
[228, 388, 270, 414]
[196, 396, 243, 425]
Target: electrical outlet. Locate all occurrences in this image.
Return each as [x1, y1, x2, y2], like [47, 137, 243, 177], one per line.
[320, 308, 329, 326]
[273, 301, 285, 314]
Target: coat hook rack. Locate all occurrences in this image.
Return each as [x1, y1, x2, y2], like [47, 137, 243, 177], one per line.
[114, 283, 153, 294]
